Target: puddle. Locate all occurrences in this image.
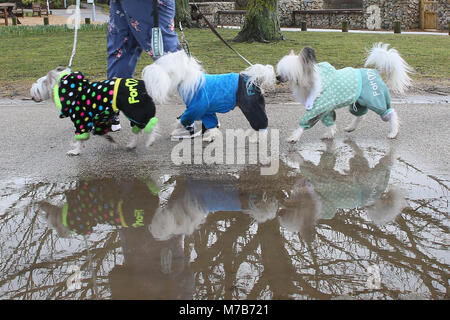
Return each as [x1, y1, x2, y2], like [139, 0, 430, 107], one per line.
[0, 141, 448, 300]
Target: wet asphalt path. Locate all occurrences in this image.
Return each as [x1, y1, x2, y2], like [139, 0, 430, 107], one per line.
[0, 97, 449, 183]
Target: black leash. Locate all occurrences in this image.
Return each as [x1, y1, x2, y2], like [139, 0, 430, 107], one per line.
[193, 3, 252, 66]
[153, 0, 159, 26]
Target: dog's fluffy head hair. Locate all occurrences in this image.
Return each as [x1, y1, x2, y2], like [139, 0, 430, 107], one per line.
[148, 189, 207, 241]
[30, 66, 69, 102]
[142, 50, 205, 104]
[276, 47, 321, 104]
[39, 201, 72, 238]
[366, 187, 407, 225]
[242, 192, 279, 223]
[277, 179, 321, 242]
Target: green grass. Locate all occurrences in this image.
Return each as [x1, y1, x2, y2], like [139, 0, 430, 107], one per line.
[0, 26, 449, 92]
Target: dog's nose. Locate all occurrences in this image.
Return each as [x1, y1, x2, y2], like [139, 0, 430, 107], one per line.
[276, 75, 283, 83]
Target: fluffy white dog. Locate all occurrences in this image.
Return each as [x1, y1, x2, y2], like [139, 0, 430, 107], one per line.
[276, 43, 413, 142]
[142, 50, 276, 142]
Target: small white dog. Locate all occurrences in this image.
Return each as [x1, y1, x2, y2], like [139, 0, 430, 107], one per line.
[276, 43, 413, 142]
[142, 50, 276, 142]
[30, 67, 160, 155]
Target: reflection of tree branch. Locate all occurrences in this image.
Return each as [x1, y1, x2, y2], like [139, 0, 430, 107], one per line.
[319, 212, 448, 298]
[397, 158, 449, 191]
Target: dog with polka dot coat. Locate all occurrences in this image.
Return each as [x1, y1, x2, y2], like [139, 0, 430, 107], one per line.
[30, 67, 160, 155]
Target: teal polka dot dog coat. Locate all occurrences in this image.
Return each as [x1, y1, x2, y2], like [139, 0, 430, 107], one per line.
[299, 62, 394, 129]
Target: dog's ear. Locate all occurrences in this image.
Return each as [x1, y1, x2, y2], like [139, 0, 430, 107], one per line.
[300, 47, 316, 64]
[44, 69, 60, 88]
[289, 49, 295, 55]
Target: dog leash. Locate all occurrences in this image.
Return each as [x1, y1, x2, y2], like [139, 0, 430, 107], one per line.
[151, 0, 164, 58]
[68, 0, 81, 69]
[192, 3, 253, 67]
[178, 22, 191, 56]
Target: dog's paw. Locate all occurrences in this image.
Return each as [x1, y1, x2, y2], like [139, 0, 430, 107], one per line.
[126, 143, 137, 150]
[247, 129, 258, 144]
[287, 128, 303, 143]
[66, 149, 80, 156]
[387, 131, 398, 139]
[321, 132, 335, 140]
[126, 135, 138, 150]
[344, 125, 356, 133]
[202, 128, 220, 143]
[202, 136, 214, 143]
[321, 126, 336, 140]
[287, 135, 299, 143]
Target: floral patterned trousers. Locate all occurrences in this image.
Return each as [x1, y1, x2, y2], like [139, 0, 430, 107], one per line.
[107, 0, 181, 79]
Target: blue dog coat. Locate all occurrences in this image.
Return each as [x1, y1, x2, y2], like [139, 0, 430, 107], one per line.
[180, 73, 268, 131]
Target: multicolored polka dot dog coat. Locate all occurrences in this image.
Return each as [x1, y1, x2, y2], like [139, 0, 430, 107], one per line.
[54, 71, 158, 140]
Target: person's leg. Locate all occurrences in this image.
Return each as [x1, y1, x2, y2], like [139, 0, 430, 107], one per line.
[115, 0, 180, 60]
[107, 0, 143, 79]
[157, 0, 181, 54]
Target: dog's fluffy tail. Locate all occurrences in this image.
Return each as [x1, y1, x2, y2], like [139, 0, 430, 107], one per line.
[241, 64, 276, 92]
[364, 42, 413, 95]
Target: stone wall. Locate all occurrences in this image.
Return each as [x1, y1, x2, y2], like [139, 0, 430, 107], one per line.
[279, 0, 323, 26]
[192, 1, 448, 30]
[291, 11, 365, 29]
[437, 0, 449, 30]
[363, 0, 420, 30]
[190, 2, 235, 27]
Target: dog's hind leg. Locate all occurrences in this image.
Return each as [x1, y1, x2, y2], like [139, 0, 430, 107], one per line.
[145, 123, 161, 147]
[144, 118, 160, 147]
[345, 115, 364, 133]
[127, 127, 141, 150]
